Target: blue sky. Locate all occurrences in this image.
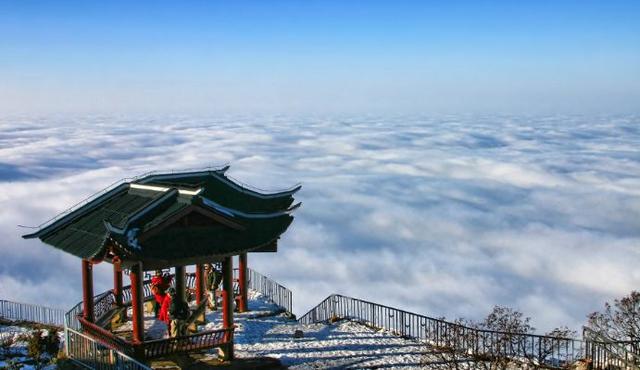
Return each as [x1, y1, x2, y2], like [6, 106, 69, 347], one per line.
[1, 1, 639, 113]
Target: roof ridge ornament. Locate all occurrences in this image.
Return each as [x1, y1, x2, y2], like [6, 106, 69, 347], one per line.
[129, 183, 203, 196]
[126, 228, 141, 250]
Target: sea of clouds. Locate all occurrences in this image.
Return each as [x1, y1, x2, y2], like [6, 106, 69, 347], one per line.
[0, 113, 638, 333]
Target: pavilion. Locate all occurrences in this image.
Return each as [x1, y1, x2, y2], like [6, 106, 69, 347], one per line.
[23, 166, 300, 361]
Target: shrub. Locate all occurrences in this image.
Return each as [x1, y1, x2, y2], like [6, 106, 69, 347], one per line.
[27, 329, 61, 369]
[1, 333, 15, 356]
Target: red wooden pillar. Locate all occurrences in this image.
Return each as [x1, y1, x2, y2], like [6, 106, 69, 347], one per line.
[238, 253, 248, 312]
[112, 257, 123, 307]
[195, 264, 205, 305]
[129, 262, 144, 344]
[222, 256, 234, 360]
[81, 259, 94, 322]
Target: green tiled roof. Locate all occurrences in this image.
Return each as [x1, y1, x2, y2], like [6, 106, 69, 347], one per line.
[136, 170, 300, 214]
[23, 168, 300, 266]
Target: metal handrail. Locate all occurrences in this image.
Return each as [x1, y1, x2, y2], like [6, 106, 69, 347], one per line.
[584, 327, 640, 347]
[584, 327, 640, 369]
[66, 327, 152, 370]
[299, 294, 586, 368]
[234, 267, 292, 313]
[0, 299, 65, 327]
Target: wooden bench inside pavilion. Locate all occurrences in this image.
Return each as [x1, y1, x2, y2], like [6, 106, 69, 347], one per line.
[23, 166, 300, 363]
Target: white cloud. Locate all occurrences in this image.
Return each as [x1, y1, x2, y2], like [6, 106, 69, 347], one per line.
[0, 113, 638, 333]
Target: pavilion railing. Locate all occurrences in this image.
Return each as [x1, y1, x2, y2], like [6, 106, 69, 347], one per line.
[144, 328, 234, 359]
[77, 314, 234, 361]
[68, 272, 234, 360]
[66, 291, 113, 332]
[236, 267, 292, 313]
[65, 268, 286, 364]
[122, 278, 154, 305]
[0, 299, 65, 327]
[185, 273, 196, 291]
[93, 293, 117, 322]
[70, 273, 201, 332]
[299, 294, 587, 368]
[66, 327, 152, 370]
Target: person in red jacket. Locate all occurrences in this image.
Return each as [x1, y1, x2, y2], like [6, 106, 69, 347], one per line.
[158, 288, 172, 325]
[151, 270, 171, 318]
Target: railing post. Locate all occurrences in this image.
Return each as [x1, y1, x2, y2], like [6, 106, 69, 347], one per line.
[331, 295, 336, 320]
[64, 327, 69, 356]
[371, 303, 375, 327]
[538, 336, 542, 365]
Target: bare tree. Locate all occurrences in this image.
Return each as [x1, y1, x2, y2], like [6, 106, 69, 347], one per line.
[587, 290, 640, 341]
[423, 306, 577, 370]
[585, 291, 640, 367]
[471, 306, 534, 370]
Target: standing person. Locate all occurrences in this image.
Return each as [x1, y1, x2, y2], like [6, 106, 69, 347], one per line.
[159, 289, 172, 327]
[168, 288, 190, 338]
[205, 264, 222, 310]
[151, 270, 170, 318]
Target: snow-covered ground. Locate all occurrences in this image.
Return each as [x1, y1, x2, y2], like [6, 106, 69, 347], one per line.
[202, 291, 432, 369]
[106, 291, 434, 368]
[237, 318, 430, 369]
[1, 324, 31, 362]
[0, 324, 58, 370]
[113, 305, 170, 340]
[0, 292, 442, 369]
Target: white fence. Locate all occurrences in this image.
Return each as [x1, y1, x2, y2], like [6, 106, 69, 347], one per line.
[0, 299, 65, 327]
